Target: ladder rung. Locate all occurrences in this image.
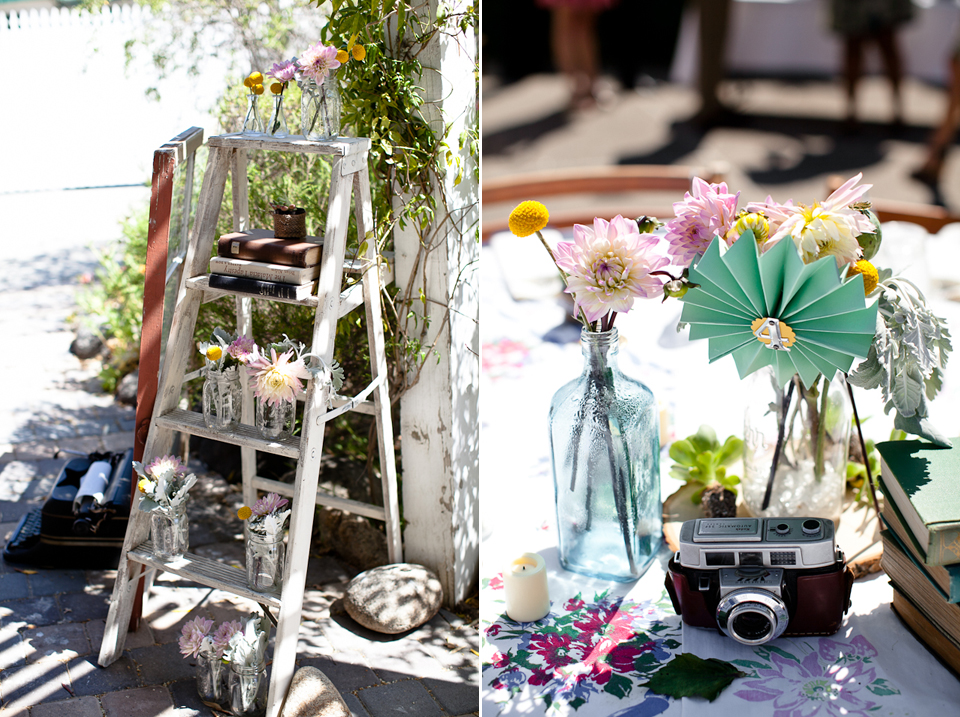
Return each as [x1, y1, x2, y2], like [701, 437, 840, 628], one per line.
[329, 394, 376, 416]
[186, 275, 320, 308]
[252, 475, 387, 521]
[156, 408, 301, 458]
[128, 541, 282, 608]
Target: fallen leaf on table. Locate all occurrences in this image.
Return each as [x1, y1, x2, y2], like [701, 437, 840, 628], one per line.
[642, 653, 746, 702]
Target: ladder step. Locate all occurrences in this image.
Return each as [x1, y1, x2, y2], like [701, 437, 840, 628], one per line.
[252, 476, 387, 521]
[186, 275, 371, 319]
[128, 541, 282, 608]
[156, 408, 301, 458]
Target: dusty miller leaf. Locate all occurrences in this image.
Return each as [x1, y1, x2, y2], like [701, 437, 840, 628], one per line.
[642, 653, 746, 702]
[893, 412, 953, 448]
[892, 360, 923, 417]
[848, 344, 885, 390]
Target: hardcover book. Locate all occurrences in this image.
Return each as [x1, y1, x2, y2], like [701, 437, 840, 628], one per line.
[207, 273, 315, 301]
[209, 257, 321, 285]
[217, 228, 323, 268]
[879, 476, 960, 602]
[876, 438, 960, 567]
[881, 529, 960, 646]
[891, 587, 960, 677]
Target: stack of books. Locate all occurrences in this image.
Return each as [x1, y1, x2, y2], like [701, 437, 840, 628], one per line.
[877, 438, 960, 674]
[208, 228, 324, 301]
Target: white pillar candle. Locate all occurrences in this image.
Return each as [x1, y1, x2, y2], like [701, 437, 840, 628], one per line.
[503, 552, 550, 623]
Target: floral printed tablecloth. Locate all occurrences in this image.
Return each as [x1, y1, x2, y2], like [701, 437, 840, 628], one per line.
[480, 228, 960, 716]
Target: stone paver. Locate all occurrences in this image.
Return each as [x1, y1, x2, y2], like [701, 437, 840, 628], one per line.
[67, 653, 140, 696]
[0, 596, 62, 628]
[30, 695, 103, 717]
[131, 641, 198, 685]
[424, 675, 481, 715]
[358, 680, 446, 717]
[21, 621, 90, 663]
[101, 684, 174, 717]
[0, 659, 72, 711]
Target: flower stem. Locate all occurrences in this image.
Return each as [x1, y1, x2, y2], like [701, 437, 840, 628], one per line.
[845, 377, 882, 516]
[535, 230, 592, 329]
[762, 379, 795, 511]
[815, 377, 830, 481]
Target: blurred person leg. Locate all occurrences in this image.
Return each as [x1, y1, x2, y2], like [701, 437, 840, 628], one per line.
[694, 0, 732, 124]
[842, 34, 866, 129]
[550, 5, 600, 109]
[913, 50, 960, 186]
[876, 27, 905, 127]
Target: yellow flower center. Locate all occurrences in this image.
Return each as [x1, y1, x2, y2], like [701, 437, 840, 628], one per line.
[847, 260, 879, 295]
[728, 212, 769, 244]
[238, 506, 252, 520]
[508, 201, 549, 238]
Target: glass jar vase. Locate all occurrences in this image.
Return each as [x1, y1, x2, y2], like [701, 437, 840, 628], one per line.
[241, 92, 264, 136]
[742, 369, 851, 522]
[299, 73, 341, 140]
[196, 645, 227, 710]
[228, 660, 267, 717]
[548, 328, 662, 582]
[255, 398, 295, 440]
[245, 525, 285, 592]
[201, 365, 242, 431]
[150, 501, 189, 560]
[267, 91, 289, 137]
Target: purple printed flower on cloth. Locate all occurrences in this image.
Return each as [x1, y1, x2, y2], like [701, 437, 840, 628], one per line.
[734, 647, 880, 716]
[251, 492, 289, 517]
[298, 42, 341, 83]
[663, 177, 740, 266]
[178, 616, 214, 658]
[553, 215, 668, 324]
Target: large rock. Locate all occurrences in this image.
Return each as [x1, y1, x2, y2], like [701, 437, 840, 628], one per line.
[317, 507, 388, 570]
[115, 369, 138, 406]
[344, 563, 443, 634]
[69, 327, 104, 359]
[280, 667, 350, 717]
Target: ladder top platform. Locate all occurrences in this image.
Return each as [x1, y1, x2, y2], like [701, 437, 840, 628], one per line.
[209, 134, 371, 157]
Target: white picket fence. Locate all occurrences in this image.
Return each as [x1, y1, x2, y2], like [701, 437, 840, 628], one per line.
[0, 3, 237, 194]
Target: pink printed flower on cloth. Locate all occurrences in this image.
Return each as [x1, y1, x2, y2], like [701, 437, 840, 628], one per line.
[178, 616, 214, 658]
[251, 492, 289, 517]
[749, 173, 874, 267]
[298, 42, 341, 82]
[145, 454, 187, 478]
[663, 177, 741, 265]
[553, 215, 668, 324]
[246, 346, 311, 407]
[268, 60, 297, 83]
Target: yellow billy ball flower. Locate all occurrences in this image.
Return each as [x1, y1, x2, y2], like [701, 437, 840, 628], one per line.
[137, 478, 150, 494]
[253, 84, 264, 95]
[243, 76, 253, 88]
[848, 259, 879, 295]
[206, 345, 223, 361]
[508, 201, 549, 237]
[237, 506, 252, 520]
[270, 82, 283, 94]
[336, 49, 349, 64]
[352, 44, 366, 61]
[248, 71, 263, 85]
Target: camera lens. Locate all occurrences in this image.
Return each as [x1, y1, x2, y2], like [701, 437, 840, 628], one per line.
[716, 590, 789, 645]
[731, 608, 774, 642]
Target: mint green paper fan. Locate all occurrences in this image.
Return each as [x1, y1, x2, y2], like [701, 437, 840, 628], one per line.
[678, 232, 878, 389]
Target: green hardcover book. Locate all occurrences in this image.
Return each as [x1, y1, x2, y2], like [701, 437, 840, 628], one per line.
[876, 438, 960, 567]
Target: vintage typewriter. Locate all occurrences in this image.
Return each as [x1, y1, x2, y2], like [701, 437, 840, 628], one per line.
[3, 448, 134, 569]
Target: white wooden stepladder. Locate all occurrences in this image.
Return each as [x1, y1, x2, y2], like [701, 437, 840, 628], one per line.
[98, 134, 402, 717]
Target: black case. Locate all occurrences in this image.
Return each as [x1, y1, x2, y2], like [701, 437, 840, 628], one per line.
[3, 448, 133, 569]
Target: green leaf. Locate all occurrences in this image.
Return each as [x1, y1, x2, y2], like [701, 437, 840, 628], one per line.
[690, 424, 718, 453]
[716, 436, 743, 465]
[892, 360, 923, 417]
[893, 412, 953, 447]
[642, 654, 746, 702]
[669, 439, 697, 466]
[138, 497, 160, 513]
[866, 678, 901, 697]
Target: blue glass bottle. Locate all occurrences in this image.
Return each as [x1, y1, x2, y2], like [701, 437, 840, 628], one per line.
[549, 328, 662, 581]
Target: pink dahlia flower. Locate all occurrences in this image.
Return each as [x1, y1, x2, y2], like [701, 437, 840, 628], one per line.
[268, 60, 297, 83]
[145, 454, 187, 478]
[554, 215, 668, 324]
[227, 336, 256, 363]
[663, 177, 740, 266]
[251, 492, 289, 517]
[298, 42, 341, 83]
[212, 620, 242, 658]
[178, 616, 214, 658]
[749, 173, 873, 267]
[246, 346, 312, 407]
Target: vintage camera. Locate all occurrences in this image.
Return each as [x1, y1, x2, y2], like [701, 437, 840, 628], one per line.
[664, 517, 854, 645]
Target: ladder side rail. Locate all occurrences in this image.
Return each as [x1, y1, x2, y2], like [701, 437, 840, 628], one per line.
[353, 167, 402, 563]
[99, 146, 231, 668]
[265, 156, 354, 717]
